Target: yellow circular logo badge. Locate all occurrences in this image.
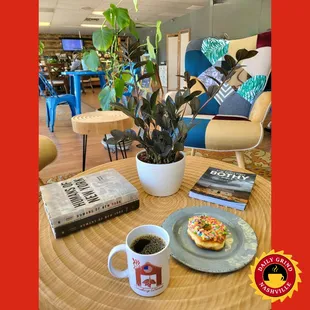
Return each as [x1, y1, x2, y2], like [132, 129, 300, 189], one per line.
[249, 250, 301, 303]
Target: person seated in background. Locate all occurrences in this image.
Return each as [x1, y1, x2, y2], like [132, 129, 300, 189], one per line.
[70, 52, 81, 71]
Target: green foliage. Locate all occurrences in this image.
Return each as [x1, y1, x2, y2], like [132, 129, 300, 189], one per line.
[92, 27, 114, 51]
[99, 86, 116, 110]
[83, 50, 100, 71]
[39, 41, 44, 55]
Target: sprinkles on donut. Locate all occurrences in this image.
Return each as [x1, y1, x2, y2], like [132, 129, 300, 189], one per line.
[187, 215, 228, 251]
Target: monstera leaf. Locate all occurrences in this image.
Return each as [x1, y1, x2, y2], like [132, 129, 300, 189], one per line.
[92, 27, 114, 51]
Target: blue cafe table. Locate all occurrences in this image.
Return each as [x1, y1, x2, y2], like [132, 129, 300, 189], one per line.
[61, 70, 106, 114]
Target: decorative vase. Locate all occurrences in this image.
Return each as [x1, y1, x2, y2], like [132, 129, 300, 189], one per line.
[136, 150, 185, 197]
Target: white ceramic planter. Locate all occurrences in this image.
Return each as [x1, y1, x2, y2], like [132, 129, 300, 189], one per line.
[136, 150, 185, 197]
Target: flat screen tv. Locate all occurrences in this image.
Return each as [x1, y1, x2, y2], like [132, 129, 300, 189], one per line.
[61, 38, 83, 51]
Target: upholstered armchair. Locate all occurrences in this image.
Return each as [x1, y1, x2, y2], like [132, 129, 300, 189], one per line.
[167, 32, 271, 168]
[39, 135, 57, 185]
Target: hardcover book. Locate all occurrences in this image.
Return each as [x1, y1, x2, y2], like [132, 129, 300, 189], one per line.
[40, 169, 139, 237]
[189, 167, 256, 210]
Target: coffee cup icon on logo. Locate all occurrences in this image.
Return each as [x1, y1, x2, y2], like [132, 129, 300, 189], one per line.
[264, 264, 286, 288]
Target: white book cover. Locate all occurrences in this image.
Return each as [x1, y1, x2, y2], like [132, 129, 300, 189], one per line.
[40, 169, 139, 228]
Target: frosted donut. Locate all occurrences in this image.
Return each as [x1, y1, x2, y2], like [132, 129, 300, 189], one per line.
[187, 215, 227, 251]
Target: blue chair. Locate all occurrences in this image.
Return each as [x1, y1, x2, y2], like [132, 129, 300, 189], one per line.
[39, 72, 76, 132]
[122, 63, 141, 97]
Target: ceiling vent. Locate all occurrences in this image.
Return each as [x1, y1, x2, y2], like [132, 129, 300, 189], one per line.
[84, 18, 100, 22]
[213, 0, 227, 4]
[39, 8, 54, 13]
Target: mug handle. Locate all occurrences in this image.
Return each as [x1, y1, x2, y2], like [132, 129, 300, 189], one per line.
[108, 244, 129, 278]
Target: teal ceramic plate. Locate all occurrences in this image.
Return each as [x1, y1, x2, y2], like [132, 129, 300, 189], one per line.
[162, 206, 258, 273]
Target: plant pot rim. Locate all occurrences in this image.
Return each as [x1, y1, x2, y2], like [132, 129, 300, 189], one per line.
[136, 150, 185, 166]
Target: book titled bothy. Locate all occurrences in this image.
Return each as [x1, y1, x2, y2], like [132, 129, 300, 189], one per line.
[189, 167, 256, 210]
[40, 169, 139, 238]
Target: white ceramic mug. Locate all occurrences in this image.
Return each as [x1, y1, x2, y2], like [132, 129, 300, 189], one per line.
[108, 225, 171, 297]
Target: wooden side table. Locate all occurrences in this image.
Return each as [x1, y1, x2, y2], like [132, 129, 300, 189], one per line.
[71, 111, 133, 171]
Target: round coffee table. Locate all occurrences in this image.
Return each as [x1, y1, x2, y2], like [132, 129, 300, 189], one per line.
[71, 111, 133, 171]
[39, 156, 271, 309]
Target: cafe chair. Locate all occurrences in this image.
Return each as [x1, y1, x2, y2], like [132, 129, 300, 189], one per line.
[166, 32, 271, 168]
[46, 63, 69, 94]
[39, 72, 76, 132]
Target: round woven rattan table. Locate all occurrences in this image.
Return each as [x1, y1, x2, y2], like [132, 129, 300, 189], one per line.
[39, 156, 271, 310]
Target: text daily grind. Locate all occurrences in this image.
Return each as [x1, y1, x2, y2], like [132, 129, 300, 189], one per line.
[61, 178, 100, 208]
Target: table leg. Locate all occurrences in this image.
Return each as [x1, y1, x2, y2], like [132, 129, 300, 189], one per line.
[73, 76, 82, 114]
[69, 76, 74, 95]
[105, 135, 112, 162]
[99, 75, 106, 88]
[82, 134, 88, 171]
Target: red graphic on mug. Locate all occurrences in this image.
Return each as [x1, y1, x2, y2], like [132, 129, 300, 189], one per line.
[134, 262, 163, 290]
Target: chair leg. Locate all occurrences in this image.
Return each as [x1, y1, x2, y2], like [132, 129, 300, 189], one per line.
[45, 102, 50, 128]
[67, 98, 77, 117]
[49, 104, 57, 132]
[235, 151, 245, 168]
[89, 81, 94, 93]
[191, 148, 196, 156]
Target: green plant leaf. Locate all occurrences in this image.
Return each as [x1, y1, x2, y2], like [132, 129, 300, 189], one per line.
[39, 41, 44, 55]
[121, 70, 132, 82]
[189, 97, 200, 115]
[150, 89, 160, 109]
[245, 50, 259, 59]
[111, 102, 134, 118]
[188, 78, 196, 89]
[184, 90, 202, 102]
[92, 27, 114, 51]
[83, 50, 100, 71]
[224, 54, 236, 69]
[146, 60, 155, 81]
[99, 86, 116, 110]
[115, 78, 125, 98]
[236, 48, 258, 61]
[137, 72, 155, 82]
[175, 90, 185, 110]
[129, 19, 139, 39]
[111, 129, 125, 142]
[147, 36, 156, 60]
[215, 66, 228, 76]
[103, 7, 115, 27]
[206, 75, 221, 85]
[133, 61, 148, 69]
[155, 20, 162, 50]
[114, 5, 131, 30]
[133, 0, 138, 12]
[174, 142, 184, 152]
[207, 85, 219, 97]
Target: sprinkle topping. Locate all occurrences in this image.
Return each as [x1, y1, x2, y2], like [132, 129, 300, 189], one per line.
[188, 215, 227, 242]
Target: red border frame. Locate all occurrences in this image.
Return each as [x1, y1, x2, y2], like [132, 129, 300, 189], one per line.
[1, 0, 309, 308]
[272, 0, 309, 308]
[1, 0, 38, 308]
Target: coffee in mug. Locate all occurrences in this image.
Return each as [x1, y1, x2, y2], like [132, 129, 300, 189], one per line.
[130, 234, 166, 254]
[108, 225, 171, 297]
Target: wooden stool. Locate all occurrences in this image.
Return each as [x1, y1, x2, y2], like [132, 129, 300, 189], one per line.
[71, 111, 133, 171]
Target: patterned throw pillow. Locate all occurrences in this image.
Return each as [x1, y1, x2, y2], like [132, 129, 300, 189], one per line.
[199, 36, 271, 117]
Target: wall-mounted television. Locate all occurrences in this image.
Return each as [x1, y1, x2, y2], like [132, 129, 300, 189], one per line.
[61, 38, 83, 51]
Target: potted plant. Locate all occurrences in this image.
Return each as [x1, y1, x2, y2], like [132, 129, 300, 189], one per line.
[111, 51, 258, 196]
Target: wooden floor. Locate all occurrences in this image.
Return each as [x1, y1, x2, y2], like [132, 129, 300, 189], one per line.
[39, 87, 271, 182]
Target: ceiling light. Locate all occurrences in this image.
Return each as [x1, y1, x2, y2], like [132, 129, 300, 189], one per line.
[39, 22, 50, 26]
[92, 11, 104, 15]
[81, 24, 101, 28]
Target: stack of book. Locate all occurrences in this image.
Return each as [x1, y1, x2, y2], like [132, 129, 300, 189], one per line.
[40, 169, 139, 238]
[189, 167, 256, 210]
